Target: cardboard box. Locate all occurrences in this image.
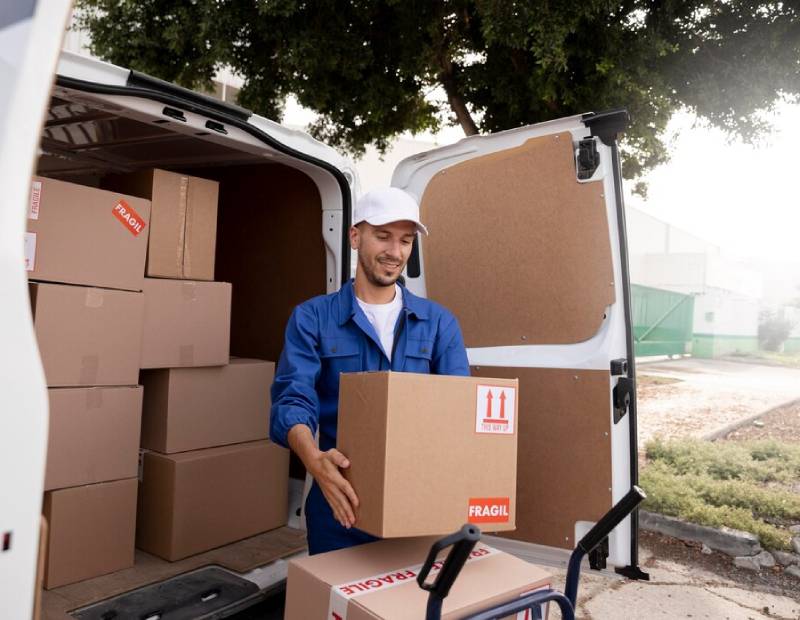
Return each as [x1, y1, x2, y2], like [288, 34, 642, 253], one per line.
[140, 358, 274, 453]
[42, 478, 137, 589]
[140, 278, 231, 368]
[136, 441, 289, 561]
[103, 168, 219, 280]
[26, 176, 151, 291]
[29, 283, 144, 387]
[285, 537, 551, 619]
[45, 386, 143, 490]
[337, 372, 519, 538]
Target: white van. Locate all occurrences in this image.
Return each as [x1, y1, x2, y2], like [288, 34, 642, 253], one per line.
[1, 3, 645, 618]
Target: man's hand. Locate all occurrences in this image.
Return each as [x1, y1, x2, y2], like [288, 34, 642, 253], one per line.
[307, 448, 359, 529]
[287, 424, 360, 529]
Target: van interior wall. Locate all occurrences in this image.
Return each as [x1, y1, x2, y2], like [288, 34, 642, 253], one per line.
[212, 163, 325, 481]
[211, 162, 326, 365]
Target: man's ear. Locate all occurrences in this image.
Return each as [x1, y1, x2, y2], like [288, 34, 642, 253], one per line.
[349, 225, 360, 250]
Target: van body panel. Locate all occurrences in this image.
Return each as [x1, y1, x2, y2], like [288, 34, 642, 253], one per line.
[0, 2, 75, 618]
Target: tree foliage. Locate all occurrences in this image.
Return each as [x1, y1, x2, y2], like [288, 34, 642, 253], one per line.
[76, 1, 800, 182]
[758, 309, 795, 351]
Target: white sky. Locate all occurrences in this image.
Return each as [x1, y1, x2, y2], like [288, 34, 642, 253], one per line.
[285, 97, 800, 264]
[624, 102, 800, 264]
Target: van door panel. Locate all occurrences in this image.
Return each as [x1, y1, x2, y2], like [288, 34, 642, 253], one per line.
[394, 113, 637, 570]
[472, 366, 612, 549]
[418, 132, 615, 347]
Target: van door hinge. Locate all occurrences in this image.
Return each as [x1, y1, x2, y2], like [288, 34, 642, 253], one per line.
[576, 138, 600, 180]
[613, 377, 634, 423]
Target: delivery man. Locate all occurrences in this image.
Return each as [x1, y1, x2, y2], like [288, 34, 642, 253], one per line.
[269, 187, 470, 554]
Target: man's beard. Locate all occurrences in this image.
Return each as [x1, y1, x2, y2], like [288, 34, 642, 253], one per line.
[359, 252, 402, 287]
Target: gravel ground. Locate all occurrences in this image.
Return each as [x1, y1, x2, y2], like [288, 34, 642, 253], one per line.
[724, 400, 800, 442]
[636, 358, 800, 448]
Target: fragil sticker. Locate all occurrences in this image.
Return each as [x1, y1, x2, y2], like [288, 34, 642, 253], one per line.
[468, 497, 511, 524]
[24, 232, 37, 271]
[29, 180, 42, 220]
[475, 384, 516, 434]
[112, 199, 147, 236]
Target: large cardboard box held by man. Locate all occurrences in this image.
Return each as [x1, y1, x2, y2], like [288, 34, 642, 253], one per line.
[140, 278, 231, 368]
[337, 372, 519, 538]
[42, 478, 137, 589]
[136, 441, 289, 561]
[140, 358, 273, 453]
[45, 386, 142, 490]
[26, 176, 151, 291]
[102, 168, 219, 280]
[285, 536, 551, 619]
[29, 283, 144, 387]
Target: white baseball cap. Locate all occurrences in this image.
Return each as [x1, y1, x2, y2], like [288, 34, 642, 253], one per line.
[353, 187, 429, 236]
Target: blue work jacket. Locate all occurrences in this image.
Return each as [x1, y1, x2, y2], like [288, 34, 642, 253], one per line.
[270, 279, 470, 452]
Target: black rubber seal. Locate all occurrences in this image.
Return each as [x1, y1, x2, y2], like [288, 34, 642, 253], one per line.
[127, 70, 253, 122]
[608, 139, 649, 581]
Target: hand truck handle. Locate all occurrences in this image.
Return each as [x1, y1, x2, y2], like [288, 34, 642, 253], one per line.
[419, 524, 481, 620]
[576, 486, 646, 555]
[564, 485, 647, 608]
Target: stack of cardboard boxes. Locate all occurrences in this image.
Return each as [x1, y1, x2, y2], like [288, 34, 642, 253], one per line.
[28, 170, 288, 588]
[284, 371, 554, 618]
[28, 176, 150, 589]
[114, 169, 288, 562]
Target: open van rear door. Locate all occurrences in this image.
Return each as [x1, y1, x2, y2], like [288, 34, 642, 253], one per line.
[0, 1, 75, 618]
[392, 111, 646, 577]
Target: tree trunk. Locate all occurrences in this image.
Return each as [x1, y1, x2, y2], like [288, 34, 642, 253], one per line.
[437, 62, 479, 135]
[446, 89, 479, 135]
[434, 12, 479, 136]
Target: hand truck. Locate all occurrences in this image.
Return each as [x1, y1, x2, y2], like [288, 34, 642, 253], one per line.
[417, 486, 646, 620]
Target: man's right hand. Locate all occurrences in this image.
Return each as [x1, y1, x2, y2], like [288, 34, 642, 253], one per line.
[287, 424, 360, 529]
[306, 448, 360, 529]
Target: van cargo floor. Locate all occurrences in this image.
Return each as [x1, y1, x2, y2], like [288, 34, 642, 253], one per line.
[41, 526, 306, 620]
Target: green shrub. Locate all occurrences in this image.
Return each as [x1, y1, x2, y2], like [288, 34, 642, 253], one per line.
[644, 438, 800, 484]
[641, 439, 800, 551]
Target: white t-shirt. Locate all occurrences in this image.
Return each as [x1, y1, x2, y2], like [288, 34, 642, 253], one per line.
[356, 285, 403, 360]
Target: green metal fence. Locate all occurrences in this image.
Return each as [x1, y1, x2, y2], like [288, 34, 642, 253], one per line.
[631, 284, 695, 357]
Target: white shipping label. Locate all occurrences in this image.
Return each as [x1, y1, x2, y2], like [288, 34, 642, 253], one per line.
[475, 385, 516, 434]
[29, 180, 41, 220]
[24, 232, 36, 271]
[327, 544, 500, 620]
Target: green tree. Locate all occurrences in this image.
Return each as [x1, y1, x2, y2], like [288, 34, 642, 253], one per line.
[758, 310, 795, 352]
[76, 1, 800, 184]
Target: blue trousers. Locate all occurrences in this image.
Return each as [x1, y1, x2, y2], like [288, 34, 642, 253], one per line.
[305, 482, 379, 555]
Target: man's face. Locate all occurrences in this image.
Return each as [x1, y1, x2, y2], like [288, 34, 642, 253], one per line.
[351, 221, 416, 287]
